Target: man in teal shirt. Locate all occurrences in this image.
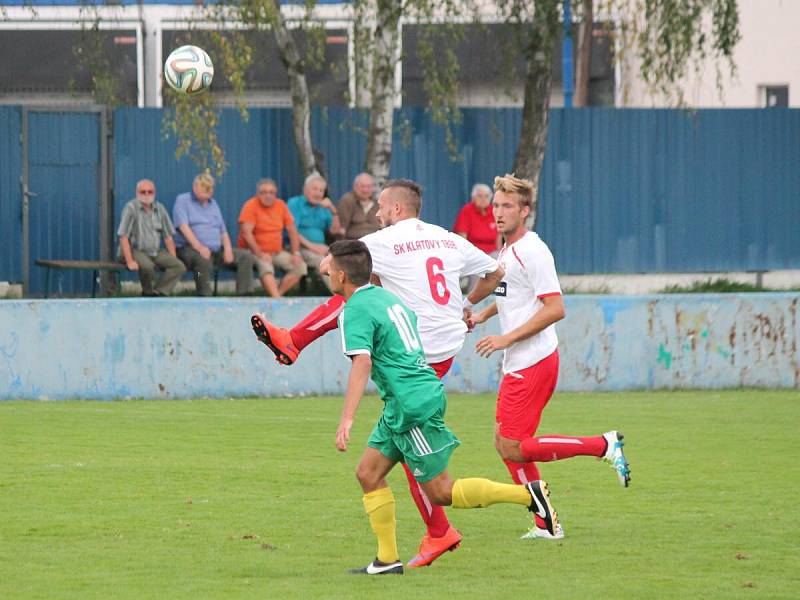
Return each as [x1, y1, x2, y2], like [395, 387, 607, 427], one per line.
[327, 239, 559, 575]
[287, 174, 343, 291]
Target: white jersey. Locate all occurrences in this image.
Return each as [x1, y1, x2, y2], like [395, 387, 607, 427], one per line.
[495, 231, 562, 374]
[362, 218, 498, 363]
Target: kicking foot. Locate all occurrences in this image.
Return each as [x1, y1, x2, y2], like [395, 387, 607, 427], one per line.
[521, 522, 565, 540]
[525, 481, 559, 537]
[407, 526, 462, 568]
[250, 313, 299, 365]
[603, 431, 631, 487]
[348, 559, 403, 575]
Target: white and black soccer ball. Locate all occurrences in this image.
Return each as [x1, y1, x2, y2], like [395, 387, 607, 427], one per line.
[163, 45, 214, 95]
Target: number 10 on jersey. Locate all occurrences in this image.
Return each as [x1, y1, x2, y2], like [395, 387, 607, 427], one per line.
[387, 304, 421, 352]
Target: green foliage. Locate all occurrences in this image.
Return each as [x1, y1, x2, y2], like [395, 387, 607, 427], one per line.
[608, 0, 741, 104]
[162, 28, 253, 178]
[659, 277, 767, 294]
[414, 24, 465, 160]
[1, 391, 798, 598]
[71, 8, 136, 107]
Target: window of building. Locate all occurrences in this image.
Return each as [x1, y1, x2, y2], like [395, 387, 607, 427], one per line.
[0, 28, 140, 105]
[401, 23, 614, 107]
[161, 28, 349, 107]
[760, 85, 789, 108]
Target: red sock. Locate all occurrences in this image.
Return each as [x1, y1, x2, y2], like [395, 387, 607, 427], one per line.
[401, 462, 451, 539]
[520, 435, 606, 462]
[503, 459, 547, 529]
[288, 295, 345, 350]
[503, 458, 540, 484]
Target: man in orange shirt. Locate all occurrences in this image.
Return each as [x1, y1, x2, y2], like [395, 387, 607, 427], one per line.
[238, 178, 307, 297]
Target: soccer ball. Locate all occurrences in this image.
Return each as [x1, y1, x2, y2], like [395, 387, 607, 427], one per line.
[163, 45, 214, 95]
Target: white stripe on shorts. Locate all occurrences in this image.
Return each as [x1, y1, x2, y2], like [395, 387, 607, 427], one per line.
[409, 427, 433, 455]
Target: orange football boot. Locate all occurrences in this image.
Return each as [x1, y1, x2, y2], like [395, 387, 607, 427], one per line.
[407, 526, 462, 568]
[251, 313, 300, 365]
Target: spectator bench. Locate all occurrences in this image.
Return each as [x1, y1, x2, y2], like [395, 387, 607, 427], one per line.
[35, 258, 326, 298]
[35, 259, 223, 298]
[36, 259, 124, 298]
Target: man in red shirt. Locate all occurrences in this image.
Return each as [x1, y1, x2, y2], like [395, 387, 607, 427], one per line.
[237, 178, 307, 297]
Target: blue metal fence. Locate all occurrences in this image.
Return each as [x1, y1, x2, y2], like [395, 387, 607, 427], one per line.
[0, 107, 23, 283]
[113, 106, 523, 244]
[539, 109, 800, 273]
[1, 107, 798, 290]
[26, 111, 102, 295]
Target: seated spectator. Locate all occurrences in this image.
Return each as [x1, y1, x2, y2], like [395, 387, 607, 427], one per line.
[287, 173, 344, 291]
[173, 173, 255, 296]
[454, 183, 500, 291]
[337, 172, 379, 239]
[237, 178, 307, 297]
[118, 179, 186, 296]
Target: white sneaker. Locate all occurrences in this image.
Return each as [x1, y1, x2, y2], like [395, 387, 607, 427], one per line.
[521, 522, 565, 540]
[603, 431, 631, 487]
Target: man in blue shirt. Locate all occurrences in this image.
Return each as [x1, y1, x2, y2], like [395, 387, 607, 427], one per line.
[173, 173, 256, 296]
[287, 173, 344, 291]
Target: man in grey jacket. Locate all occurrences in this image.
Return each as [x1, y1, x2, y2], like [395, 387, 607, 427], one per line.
[118, 179, 186, 296]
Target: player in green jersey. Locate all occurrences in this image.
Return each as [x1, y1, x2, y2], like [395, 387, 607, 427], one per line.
[327, 239, 560, 575]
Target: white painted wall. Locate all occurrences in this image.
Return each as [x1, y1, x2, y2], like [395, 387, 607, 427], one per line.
[619, 0, 800, 108]
[1, 295, 797, 401]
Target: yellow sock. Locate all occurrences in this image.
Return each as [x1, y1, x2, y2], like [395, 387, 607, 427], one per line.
[450, 478, 530, 509]
[363, 487, 399, 564]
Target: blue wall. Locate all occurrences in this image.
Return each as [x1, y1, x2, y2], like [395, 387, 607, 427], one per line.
[539, 109, 800, 273]
[112, 107, 523, 245]
[2, 107, 799, 289]
[0, 294, 797, 400]
[113, 108, 800, 276]
[0, 107, 23, 283]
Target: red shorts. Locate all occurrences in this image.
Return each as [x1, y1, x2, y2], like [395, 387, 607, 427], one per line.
[430, 357, 454, 379]
[496, 350, 559, 440]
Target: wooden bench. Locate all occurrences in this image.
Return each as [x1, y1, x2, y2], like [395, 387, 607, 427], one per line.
[35, 259, 124, 298]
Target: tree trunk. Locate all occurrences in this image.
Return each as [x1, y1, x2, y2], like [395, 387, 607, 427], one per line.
[512, 1, 560, 229]
[364, 0, 402, 186]
[573, 0, 593, 107]
[270, 0, 318, 176]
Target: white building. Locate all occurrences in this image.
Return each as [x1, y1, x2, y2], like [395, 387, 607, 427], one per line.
[1, 0, 794, 109]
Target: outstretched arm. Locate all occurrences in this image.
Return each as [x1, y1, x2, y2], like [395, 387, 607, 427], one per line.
[476, 295, 565, 358]
[465, 265, 504, 305]
[336, 353, 372, 451]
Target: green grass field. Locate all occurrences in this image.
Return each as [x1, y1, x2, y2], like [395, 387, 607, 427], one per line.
[1, 391, 798, 599]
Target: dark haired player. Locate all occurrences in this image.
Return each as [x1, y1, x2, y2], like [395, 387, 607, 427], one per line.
[325, 239, 558, 575]
[252, 179, 504, 567]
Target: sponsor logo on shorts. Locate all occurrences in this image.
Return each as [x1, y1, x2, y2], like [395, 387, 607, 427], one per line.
[413, 468, 424, 477]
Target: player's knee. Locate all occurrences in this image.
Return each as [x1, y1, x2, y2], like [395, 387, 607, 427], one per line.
[354, 463, 379, 489]
[421, 481, 452, 506]
[494, 434, 518, 461]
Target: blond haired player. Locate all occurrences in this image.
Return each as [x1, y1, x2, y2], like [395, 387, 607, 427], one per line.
[251, 179, 504, 567]
[469, 174, 631, 540]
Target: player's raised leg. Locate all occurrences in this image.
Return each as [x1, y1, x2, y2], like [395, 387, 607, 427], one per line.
[421, 472, 559, 537]
[251, 295, 345, 365]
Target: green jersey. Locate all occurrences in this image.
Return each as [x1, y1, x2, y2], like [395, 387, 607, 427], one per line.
[338, 284, 446, 432]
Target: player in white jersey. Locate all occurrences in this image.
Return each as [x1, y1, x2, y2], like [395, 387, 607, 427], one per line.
[361, 214, 499, 364]
[469, 174, 631, 540]
[251, 179, 504, 567]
